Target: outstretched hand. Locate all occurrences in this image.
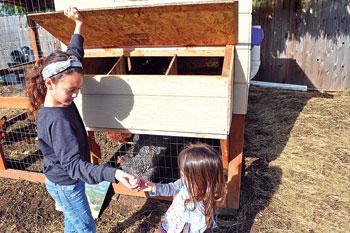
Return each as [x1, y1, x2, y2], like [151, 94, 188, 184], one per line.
[114, 169, 140, 189]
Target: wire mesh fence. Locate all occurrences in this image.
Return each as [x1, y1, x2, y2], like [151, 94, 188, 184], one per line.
[0, 108, 42, 172]
[0, 115, 222, 183]
[96, 132, 221, 183]
[0, 1, 60, 97]
[0, 1, 59, 173]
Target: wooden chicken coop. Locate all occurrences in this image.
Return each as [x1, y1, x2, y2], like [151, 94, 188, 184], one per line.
[0, 0, 253, 210]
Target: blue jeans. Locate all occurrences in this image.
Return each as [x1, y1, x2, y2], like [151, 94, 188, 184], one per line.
[45, 178, 96, 233]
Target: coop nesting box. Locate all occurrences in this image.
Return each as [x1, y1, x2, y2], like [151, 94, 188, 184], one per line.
[28, 0, 238, 139]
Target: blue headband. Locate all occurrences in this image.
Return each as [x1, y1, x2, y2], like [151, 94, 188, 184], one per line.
[42, 58, 83, 80]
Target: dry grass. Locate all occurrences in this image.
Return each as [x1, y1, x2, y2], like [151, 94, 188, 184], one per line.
[0, 87, 349, 233]
[242, 87, 350, 233]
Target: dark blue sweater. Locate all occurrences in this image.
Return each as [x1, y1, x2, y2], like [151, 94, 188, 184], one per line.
[37, 34, 116, 185]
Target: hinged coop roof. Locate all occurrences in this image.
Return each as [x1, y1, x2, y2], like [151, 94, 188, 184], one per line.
[28, 0, 238, 48]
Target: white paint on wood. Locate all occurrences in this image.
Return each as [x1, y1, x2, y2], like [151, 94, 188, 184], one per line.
[233, 0, 252, 114]
[75, 76, 230, 138]
[54, 0, 236, 11]
[234, 46, 251, 84]
[239, 0, 252, 13]
[81, 75, 228, 97]
[237, 13, 252, 44]
[232, 83, 249, 114]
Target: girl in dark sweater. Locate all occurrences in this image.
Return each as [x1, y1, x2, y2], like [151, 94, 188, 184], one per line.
[26, 7, 139, 233]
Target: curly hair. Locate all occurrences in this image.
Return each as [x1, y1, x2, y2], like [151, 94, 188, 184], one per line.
[25, 51, 83, 119]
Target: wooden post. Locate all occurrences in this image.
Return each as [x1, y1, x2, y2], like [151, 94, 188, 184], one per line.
[87, 131, 101, 165]
[27, 19, 42, 61]
[220, 139, 229, 169]
[0, 143, 7, 170]
[226, 114, 245, 209]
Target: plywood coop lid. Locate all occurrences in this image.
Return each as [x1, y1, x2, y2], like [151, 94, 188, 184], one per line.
[28, 0, 238, 48]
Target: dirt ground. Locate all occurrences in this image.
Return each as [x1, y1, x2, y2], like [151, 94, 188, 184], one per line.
[0, 86, 349, 233]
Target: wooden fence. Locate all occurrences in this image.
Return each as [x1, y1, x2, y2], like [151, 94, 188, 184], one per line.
[253, 0, 350, 90]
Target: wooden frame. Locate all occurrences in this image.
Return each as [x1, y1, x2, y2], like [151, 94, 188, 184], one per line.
[0, 47, 243, 210]
[0, 1, 244, 210]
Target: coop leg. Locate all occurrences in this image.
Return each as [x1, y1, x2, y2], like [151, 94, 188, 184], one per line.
[225, 114, 245, 209]
[27, 19, 42, 60]
[220, 139, 229, 169]
[87, 131, 101, 165]
[0, 143, 7, 170]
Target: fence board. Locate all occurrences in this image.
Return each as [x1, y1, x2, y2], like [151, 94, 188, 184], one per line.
[253, 0, 350, 90]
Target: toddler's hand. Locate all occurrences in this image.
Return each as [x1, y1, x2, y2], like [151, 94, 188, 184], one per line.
[137, 179, 156, 193]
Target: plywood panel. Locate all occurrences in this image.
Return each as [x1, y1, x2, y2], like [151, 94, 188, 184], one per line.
[28, 2, 238, 48]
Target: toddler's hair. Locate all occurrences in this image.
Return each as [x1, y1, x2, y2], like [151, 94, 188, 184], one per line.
[178, 143, 226, 228]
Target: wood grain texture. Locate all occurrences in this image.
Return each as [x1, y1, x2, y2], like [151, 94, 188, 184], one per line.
[28, 2, 238, 48]
[0, 97, 28, 109]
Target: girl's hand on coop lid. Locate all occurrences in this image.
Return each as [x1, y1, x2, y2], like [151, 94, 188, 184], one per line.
[64, 6, 83, 25]
[115, 169, 140, 189]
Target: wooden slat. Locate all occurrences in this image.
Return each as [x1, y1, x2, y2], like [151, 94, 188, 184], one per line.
[87, 127, 227, 139]
[28, 2, 238, 48]
[0, 144, 7, 170]
[87, 131, 101, 165]
[76, 75, 230, 138]
[111, 183, 172, 201]
[81, 75, 228, 97]
[75, 95, 229, 137]
[220, 138, 229, 169]
[0, 62, 34, 74]
[108, 56, 126, 75]
[222, 45, 234, 77]
[226, 114, 245, 209]
[0, 169, 172, 202]
[4, 112, 27, 128]
[55, 0, 236, 11]
[0, 169, 45, 183]
[222, 45, 235, 132]
[165, 55, 178, 75]
[0, 97, 28, 109]
[84, 47, 226, 57]
[27, 19, 41, 60]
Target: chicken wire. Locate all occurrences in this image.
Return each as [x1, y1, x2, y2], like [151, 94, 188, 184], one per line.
[97, 133, 222, 184]
[0, 109, 42, 172]
[0, 1, 60, 97]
